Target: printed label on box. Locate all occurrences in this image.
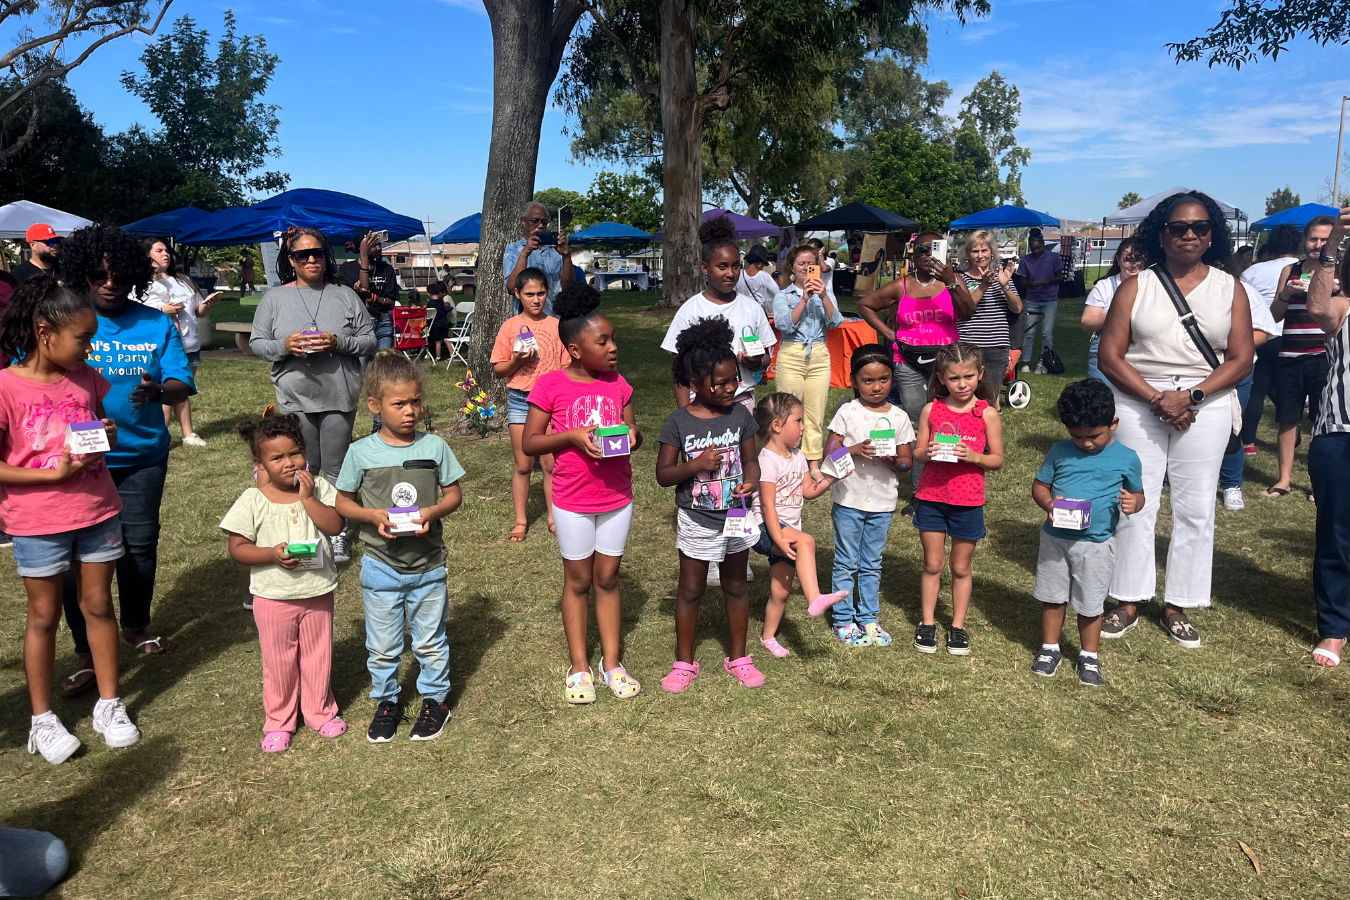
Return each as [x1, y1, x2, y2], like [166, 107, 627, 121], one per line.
[932, 430, 962, 463]
[66, 420, 110, 454]
[595, 424, 631, 458]
[286, 540, 327, 570]
[722, 501, 759, 539]
[869, 416, 897, 457]
[821, 445, 855, 479]
[740, 325, 765, 357]
[1050, 498, 1091, 531]
[387, 506, 422, 535]
[512, 325, 538, 354]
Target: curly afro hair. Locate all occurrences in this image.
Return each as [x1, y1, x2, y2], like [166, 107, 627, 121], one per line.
[236, 411, 307, 459]
[555, 280, 606, 348]
[672, 316, 737, 389]
[1056, 379, 1116, 430]
[1133, 190, 1232, 270]
[59, 224, 154, 301]
[699, 215, 738, 264]
[277, 227, 340, 285]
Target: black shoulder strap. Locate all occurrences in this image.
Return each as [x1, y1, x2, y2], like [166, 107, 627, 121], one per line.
[1150, 264, 1221, 370]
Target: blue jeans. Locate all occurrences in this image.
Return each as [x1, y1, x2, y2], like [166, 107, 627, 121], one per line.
[1311, 432, 1350, 639]
[358, 556, 451, 703]
[829, 504, 894, 627]
[1219, 371, 1254, 490]
[361, 312, 396, 370]
[62, 458, 168, 656]
[0, 826, 68, 896]
[1086, 334, 1104, 383]
[1021, 301, 1058, 362]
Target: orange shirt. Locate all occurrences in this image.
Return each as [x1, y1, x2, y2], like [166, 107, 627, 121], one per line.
[490, 314, 565, 392]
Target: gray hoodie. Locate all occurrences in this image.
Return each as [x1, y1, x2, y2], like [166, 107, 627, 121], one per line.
[250, 283, 376, 413]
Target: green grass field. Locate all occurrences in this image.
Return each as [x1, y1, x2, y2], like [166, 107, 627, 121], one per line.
[2, 289, 1346, 900]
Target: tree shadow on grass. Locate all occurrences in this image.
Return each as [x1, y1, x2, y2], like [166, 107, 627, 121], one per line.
[985, 517, 1042, 577]
[976, 580, 1045, 655]
[878, 550, 924, 627]
[193, 412, 257, 442]
[7, 735, 182, 868]
[1212, 545, 1313, 643]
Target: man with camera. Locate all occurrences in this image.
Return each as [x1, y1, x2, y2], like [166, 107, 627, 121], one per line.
[503, 201, 573, 316]
[340, 227, 400, 355]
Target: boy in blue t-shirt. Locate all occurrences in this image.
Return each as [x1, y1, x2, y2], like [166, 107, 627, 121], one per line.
[1031, 380, 1144, 686]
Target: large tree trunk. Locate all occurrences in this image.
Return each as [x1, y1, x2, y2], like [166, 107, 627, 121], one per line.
[657, 0, 702, 309]
[472, 1, 585, 413]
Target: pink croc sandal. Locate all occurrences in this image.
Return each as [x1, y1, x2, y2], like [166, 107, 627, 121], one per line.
[318, 717, 348, 738]
[724, 655, 765, 688]
[261, 731, 291, 753]
[660, 661, 700, 693]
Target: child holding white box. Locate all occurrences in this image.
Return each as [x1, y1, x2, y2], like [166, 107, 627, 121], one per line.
[221, 413, 347, 752]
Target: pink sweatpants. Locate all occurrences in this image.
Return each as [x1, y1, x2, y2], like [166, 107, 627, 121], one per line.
[252, 593, 339, 733]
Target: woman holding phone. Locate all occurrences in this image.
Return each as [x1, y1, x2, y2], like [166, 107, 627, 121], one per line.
[772, 244, 843, 479]
[958, 230, 1022, 403]
[249, 228, 375, 563]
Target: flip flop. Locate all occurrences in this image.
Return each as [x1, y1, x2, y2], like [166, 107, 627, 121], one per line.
[1313, 647, 1341, 667]
[1260, 486, 1290, 498]
[507, 523, 528, 543]
[120, 632, 173, 654]
[62, 655, 96, 697]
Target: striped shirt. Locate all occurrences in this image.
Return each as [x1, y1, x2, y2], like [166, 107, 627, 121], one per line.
[1316, 307, 1350, 435]
[1280, 261, 1340, 358]
[959, 273, 1013, 348]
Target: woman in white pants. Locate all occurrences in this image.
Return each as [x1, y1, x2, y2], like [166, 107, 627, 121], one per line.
[1097, 191, 1254, 648]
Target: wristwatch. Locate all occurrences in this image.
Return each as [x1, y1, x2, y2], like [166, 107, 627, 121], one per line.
[1189, 388, 1206, 405]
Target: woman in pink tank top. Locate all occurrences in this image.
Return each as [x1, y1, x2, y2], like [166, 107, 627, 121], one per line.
[858, 231, 975, 495]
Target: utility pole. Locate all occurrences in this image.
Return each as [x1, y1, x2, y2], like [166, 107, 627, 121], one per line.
[1335, 96, 1350, 208]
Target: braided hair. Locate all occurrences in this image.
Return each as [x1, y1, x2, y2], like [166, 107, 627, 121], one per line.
[672, 316, 736, 389]
[930, 341, 996, 404]
[277, 227, 340, 285]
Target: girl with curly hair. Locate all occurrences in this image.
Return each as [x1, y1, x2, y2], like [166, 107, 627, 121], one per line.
[1097, 191, 1255, 649]
[57, 224, 196, 694]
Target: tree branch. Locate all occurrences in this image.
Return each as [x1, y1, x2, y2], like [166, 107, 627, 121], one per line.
[581, 0, 658, 99]
[0, 95, 41, 164]
[695, 18, 744, 120]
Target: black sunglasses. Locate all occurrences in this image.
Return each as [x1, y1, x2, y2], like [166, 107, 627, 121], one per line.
[41, 238, 62, 248]
[1165, 220, 1212, 238]
[86, 269, 131, 286]
[913, 243, 934, 256]
[289, 248, 325, 263]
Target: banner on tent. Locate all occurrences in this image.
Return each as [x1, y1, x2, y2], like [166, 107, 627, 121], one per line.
[853, 233, 905, 296]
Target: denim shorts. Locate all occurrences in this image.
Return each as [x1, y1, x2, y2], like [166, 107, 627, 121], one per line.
[911, 499, 986, 541]
[12, 515, 124, 578]
[507, 387, 531, 426]
[186, 350, 201, 369]
[752, 528, 794, 568]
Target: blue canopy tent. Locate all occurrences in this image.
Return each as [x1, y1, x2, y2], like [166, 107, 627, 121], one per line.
[121, 206, 211, 238]
[1251, 203, 1340, 232]
[569, 222, 653, 244]
[177, 188, 424, 246]
[431, 212, 481, 244]
[949, 205, 1060, 230]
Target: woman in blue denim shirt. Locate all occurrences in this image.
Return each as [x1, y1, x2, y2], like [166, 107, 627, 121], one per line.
[772, 244, 844, 478]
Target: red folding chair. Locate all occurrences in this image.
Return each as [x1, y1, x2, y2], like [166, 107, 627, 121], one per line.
[392, 307, 432, 363]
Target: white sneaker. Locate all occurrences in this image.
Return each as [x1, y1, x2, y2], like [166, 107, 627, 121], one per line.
[1020, 364, 1030, 373]
[330, 533, 350, 564]
[746, 562, 755, 582]
[1223, 487, 1245, 510]
[242, 598, 254, 610]
[1034, 363, 1047, 375]
[181, 433, 207, 447]
[707, 561, 721, 586]
[28, 714, 81, 765]
[92, 699, 141, 748]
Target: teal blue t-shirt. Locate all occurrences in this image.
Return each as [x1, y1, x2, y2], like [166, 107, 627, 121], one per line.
[1035, 439, 1143, 543]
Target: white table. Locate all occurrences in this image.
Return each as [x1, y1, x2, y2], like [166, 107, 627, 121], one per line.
[589, 271, 650, 291]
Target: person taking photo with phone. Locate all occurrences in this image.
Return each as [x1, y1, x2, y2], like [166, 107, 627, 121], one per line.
[339, 228, 400, 358]
[503, 201, 574, 316]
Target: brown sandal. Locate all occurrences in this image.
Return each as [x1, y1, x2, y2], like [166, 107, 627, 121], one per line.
[507, 523, 528, 543]
[63, 654, 96, 697]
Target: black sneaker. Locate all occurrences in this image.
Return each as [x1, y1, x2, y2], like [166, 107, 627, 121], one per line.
[946, 627, 971, 656]
[0, 530, 11, 549]
[1077, 656, 1103, 687]
[914, 624, 937, 654]
[409, 698, 451, 741]
[367, 700, 404, 743]
[1032, 647, 1062, 677]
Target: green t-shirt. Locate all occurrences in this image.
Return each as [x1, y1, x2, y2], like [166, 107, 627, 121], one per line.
[336, 431, 465, 573]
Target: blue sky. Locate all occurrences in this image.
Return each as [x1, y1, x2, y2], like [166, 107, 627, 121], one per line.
[48, 0, 1350, 232]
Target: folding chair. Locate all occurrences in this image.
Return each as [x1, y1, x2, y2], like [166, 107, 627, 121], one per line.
[392, 307, 431, 363]
[445, 300, 475, 369]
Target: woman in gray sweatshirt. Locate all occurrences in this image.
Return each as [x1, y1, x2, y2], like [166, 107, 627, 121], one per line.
[250, 228, 375, 540]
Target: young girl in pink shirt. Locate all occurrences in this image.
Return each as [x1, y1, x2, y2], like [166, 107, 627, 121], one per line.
[0, 279, 139, 764]
[911, 342, 1004, 657]
[522, 283, 643, 705]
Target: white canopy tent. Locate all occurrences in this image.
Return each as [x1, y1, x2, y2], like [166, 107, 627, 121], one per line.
[0, 200, 92, 238]
[1103, 186, 1246, 227]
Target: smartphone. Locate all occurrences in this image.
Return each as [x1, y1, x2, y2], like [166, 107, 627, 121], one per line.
[806, 264, 820, 281]
[536, 231, 558, 246]
[930, 238, 949, 262]
[372, 229, 389, 243]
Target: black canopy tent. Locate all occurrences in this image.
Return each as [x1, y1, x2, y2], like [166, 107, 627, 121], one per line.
[794, 201, 919, 232]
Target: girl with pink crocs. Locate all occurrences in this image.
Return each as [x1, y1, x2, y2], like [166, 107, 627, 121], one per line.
[656, 317, 764, 692]
[751, 392, 849, 657]
[221, 413, 349, 752]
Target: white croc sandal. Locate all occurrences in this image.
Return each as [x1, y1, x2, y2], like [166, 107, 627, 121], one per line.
[600, 665, 641, 700]
[565, 668, 596, 705]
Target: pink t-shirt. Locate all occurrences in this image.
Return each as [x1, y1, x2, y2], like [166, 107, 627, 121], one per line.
[528, 369, 634, 513]
[753, 446, 807, 530]
[0, 365, 123, 536]
[893, 283, 961, 362]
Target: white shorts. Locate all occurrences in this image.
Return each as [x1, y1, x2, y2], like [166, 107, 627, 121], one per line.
[675, 508, 757, 562]
[552, 503, 634, 561]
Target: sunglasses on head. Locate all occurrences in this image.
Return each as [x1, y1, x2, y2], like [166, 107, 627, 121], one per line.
[289, 248, 325, 263]
[1165, 220, 1212, 238]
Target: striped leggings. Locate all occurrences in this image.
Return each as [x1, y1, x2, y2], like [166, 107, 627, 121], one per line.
[252, 593, 339, 733]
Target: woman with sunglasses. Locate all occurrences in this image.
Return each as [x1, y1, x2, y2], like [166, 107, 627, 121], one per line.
[858, 230, 976, 500]
[1080, 237, 1144, 383]
[249, 228, 375, 563]
[1097, 192, 1254, 649]
[56, 225, 197, 693]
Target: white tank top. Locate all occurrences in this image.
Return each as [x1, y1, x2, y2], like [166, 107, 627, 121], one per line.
[1124, 266, 1234, 381]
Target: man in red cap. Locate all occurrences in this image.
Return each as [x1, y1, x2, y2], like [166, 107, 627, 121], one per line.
[13, 223, 61, 285]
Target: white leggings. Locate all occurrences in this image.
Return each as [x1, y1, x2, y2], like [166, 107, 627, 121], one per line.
[552, 503, 634, 561]
[1109, 382, 1231, 607]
